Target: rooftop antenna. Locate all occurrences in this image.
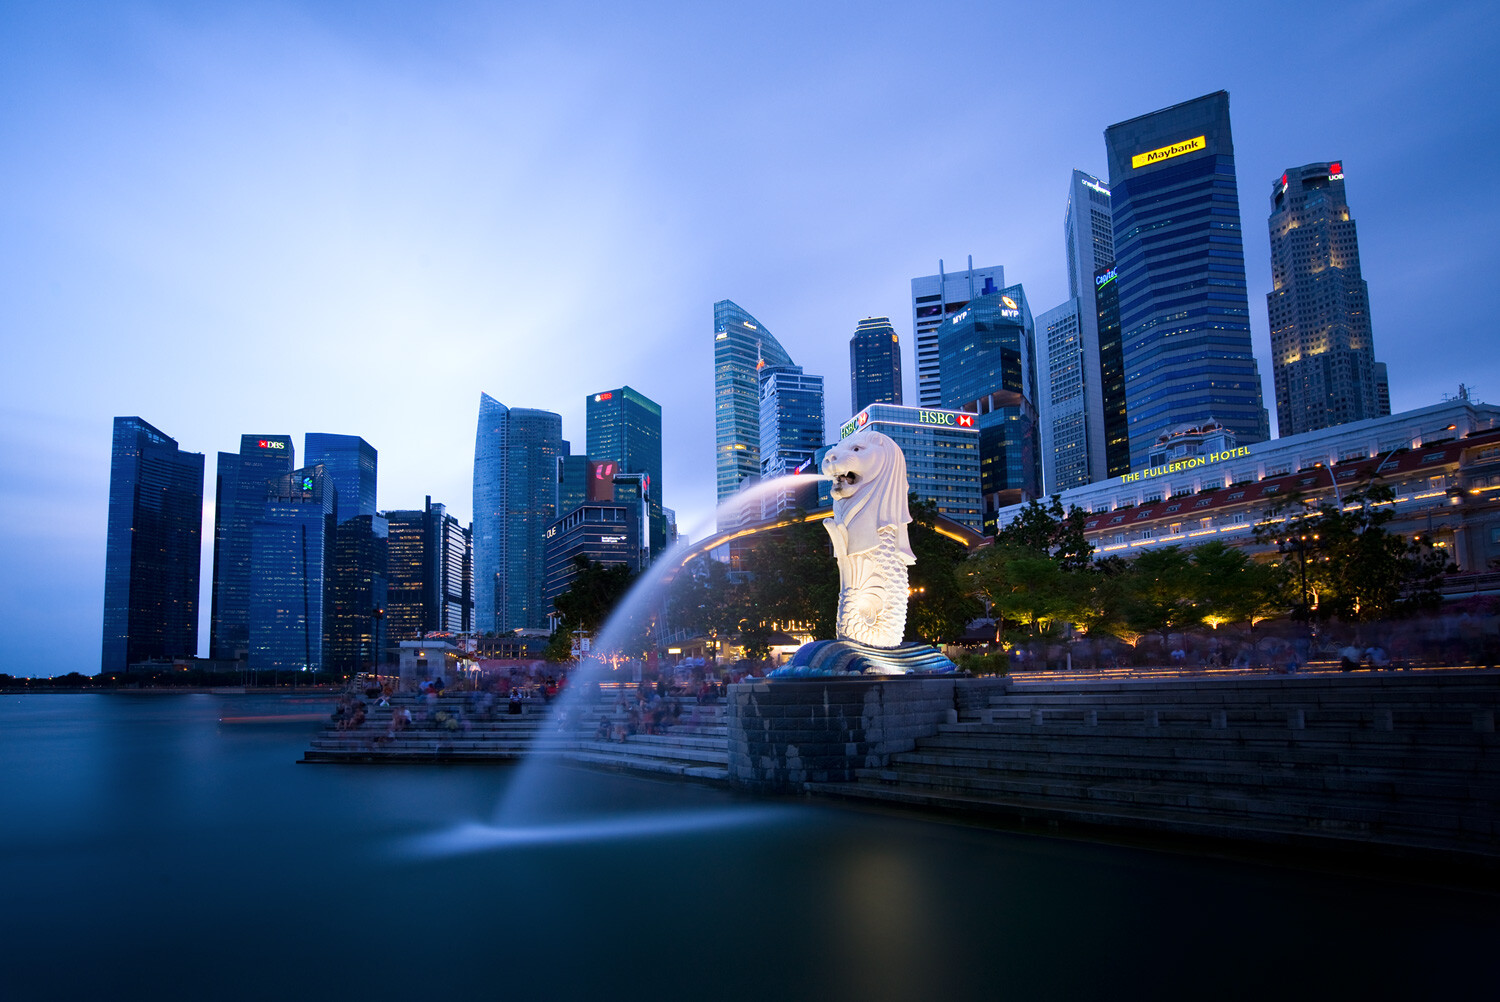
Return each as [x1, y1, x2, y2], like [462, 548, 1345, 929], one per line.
[938, 258, 946, 314]
[968, 254, 975, 300]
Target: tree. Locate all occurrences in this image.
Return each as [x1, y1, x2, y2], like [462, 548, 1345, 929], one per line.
[1188, 540, 1283, 629]
[551, 556, 638, 638]
[996, 495, 1094, 569]
[905, 498, 982, 644]
[1256, 484, 1452, 622]
[965, 496, 1095, 643]
[1120, 546, 1199, 640]
[738, 513, 839, 641]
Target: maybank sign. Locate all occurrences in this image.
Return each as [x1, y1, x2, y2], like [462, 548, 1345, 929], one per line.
[839, 407, 975, 440]
[1119, 446, 1252, 484]
[1131, 135, 1206, 169]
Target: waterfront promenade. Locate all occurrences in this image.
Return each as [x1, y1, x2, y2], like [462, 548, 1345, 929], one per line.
[301, 667, 1500, 869]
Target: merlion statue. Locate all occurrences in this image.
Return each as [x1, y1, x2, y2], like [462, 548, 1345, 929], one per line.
[820, 430, 916, 648]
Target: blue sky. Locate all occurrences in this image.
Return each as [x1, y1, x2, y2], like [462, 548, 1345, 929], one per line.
[3, 0, 1496, 675]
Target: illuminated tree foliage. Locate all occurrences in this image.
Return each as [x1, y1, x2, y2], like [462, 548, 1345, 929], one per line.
[1255, 484, 1451, 622]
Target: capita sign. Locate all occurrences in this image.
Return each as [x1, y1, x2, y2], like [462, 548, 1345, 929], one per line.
[839, 407, 976, 440]
[1118, 446, 1252, 484]
[1131, 135, 1206, 169]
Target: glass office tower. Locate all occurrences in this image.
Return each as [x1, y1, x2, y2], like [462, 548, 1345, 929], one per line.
[247, 465, 336, 673]
[1267, 160, 1387, 435]
[383, 497, 472, 641]
[305, 433, 377, 521]
[472, 394, 565, 632]
[938, 285, 1041, 528]
[306, 433, 384, 672]
[911, 259, 1004, 409]
[586, 386, 663, 503]
[101, 417, 204, 673]
[1034, 298, 1090, 493]
[1105, 91, 1268, 468]
[587, 385, 667, 555]
[849, 316, 903, 414]
[758, 363, 826, 517]
[836, 403, 982, 533]
[714, 300, 795, 526]
[210, 434, 295, 661]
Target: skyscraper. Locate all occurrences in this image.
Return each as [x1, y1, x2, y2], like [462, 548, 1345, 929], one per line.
[101, 417, 204, 673]
[305, 433, 377, 521]
[1267, 160, 1387, 435]
[384, 497, 472, 642]
[248, 465, 336, 673]
[586, 386, 663, 502]
[758, 363, 825, 517]
[714, 300, 794, 524]
[472, 394, 565, 632]
[938, 285, 1041, 528]
[849, 316, 903, 414]
[1105, 91, 1269, 468]
[1034, 299, 1090, 493]
[587, 385, 667, 554]
[210, 434, 295, 661]
[836, 404, 982, 533]
[1036, 170, 1129, 490]
[306, 433, 385, 672]
[911, 259, 1004, 409]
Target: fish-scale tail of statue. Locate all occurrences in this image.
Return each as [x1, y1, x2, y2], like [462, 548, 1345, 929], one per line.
[836, 526, 910, 648]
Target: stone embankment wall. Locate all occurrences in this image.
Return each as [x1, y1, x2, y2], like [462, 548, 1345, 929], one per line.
[726, 676, 1007, 791]
[729, 671, 1500, 862]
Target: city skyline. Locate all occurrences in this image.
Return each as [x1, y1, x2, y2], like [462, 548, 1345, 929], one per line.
[5, 1, 1498, 675]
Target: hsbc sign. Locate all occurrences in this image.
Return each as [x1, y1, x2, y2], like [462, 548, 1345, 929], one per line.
[839, 407, 976, 440]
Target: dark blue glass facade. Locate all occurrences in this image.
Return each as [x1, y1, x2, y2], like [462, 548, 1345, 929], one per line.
[472, 395, 565, 633]
[849, 317, 903, 415]
[714, 300, 794, 509]
[248, 465, 336, 673]
[1105, 91, 1268, 468]
[101, 417, 204, 673]
[586, 385, 667, 555]
[210, 434, 295, 661]
[937, 286, 1041, 524]
[326, 514, 388, 674]
[306, 433, 384, 672]
[305, 433, 377, 522]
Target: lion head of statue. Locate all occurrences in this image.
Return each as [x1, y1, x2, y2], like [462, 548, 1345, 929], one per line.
[820, 430, 914, 561]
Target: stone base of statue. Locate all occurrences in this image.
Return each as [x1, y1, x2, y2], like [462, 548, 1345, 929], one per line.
[767, 639, 957, 678]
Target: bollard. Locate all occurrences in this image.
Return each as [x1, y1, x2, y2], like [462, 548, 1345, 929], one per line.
[945, 708, 958, 725]
[980, 708, 995, 726]
[1031, 708, 1044, 726]
[1288, 708, 1305, 730]
[1375, 709, 1393, 732]
[1085, 709, 1098, 727]
[1146, 708, 1160, 728]
[1211, 709, 1226, 730]
[1475, 711, 1495, 734]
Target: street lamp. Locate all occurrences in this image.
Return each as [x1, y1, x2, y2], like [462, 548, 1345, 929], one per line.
[370, 607, 385, 687]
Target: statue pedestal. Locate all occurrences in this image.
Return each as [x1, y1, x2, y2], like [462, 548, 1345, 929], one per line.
[768, 639, 956, 678]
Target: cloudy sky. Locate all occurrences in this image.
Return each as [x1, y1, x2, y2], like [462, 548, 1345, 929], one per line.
[3, 0, 1496, 675]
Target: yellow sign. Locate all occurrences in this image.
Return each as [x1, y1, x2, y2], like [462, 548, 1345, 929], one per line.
[1132, 135, 1206, 169]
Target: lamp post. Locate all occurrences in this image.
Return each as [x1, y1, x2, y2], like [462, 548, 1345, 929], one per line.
[370, 607, 385, 687]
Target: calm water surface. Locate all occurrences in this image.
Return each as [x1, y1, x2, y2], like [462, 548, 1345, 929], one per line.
[2, 693, 1495, 1001]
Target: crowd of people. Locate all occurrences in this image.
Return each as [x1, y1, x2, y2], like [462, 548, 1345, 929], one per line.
[325, 662, 743, 744]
